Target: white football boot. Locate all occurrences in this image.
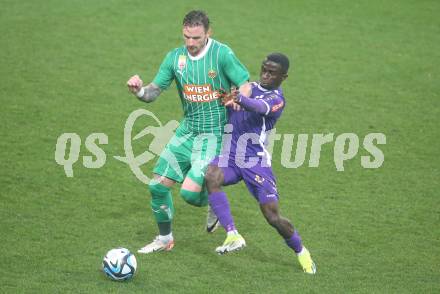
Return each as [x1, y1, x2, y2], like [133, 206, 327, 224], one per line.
[215, 233, 246, 254]
[137, 236, 174, 254]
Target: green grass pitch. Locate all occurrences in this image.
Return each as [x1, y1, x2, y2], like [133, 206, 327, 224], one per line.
[1, 0, 439, 292]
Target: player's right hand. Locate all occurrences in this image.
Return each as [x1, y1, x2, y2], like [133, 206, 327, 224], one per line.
[127, 75, 143, 94]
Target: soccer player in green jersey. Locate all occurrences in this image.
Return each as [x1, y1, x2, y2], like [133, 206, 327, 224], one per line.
[127, 10, 250, 254]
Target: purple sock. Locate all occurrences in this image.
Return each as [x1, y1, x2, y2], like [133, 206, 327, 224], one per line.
[285, 230, 303, 253]
[208, 191, 236, 232]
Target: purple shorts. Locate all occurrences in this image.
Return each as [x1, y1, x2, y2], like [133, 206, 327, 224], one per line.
[210, 155, 279, 204]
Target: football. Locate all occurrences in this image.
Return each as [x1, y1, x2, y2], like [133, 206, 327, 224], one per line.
[102, 248, 137, 281]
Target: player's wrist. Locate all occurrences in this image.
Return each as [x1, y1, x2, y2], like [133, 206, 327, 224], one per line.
[135, 87, 145, 98]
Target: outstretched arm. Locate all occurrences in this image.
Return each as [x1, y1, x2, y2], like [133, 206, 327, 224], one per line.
[235, 94, 269, 115]
[127, 75, 161, 103]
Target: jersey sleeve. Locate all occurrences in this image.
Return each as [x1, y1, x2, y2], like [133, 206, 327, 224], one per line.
[260, 93, 285, 116]
[152, 51, 175, 90]
[221, 46, 250, 87]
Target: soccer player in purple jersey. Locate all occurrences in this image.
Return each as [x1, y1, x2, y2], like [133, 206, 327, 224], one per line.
[205, 53, 317, 274]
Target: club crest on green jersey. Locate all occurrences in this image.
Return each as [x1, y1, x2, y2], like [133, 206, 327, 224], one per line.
[208, 69, 217, 79]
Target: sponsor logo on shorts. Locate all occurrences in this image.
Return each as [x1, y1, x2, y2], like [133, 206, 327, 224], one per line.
[254, 174, 265, 184]
[183, 84, 220, 103]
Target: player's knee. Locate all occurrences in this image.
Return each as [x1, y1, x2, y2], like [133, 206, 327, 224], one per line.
[205, 165, 223, 188]
[148, 181, 169, 200]
[263, 210, 282, 228]
[148, 182, 161, 199]
[204, 165, 216, 183]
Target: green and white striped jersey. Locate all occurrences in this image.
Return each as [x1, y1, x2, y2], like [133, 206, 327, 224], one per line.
[153, 38, 249, 135]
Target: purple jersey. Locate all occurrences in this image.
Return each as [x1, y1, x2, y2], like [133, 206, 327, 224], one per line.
[224, 82, 285, 166]
[210, 82, 286, 204]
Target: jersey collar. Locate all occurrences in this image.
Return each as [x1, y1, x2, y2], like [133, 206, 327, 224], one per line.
[257, 83, 282, 95]
[187, 38, 213, 61]
[257, 83, 271, 92]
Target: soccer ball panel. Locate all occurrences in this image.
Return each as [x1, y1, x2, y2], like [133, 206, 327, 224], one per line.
[102, 247, 137, 281]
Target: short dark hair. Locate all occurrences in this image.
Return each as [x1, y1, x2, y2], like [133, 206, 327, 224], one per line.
[183, 10, 210, 31]
[266, 53, 290, 74]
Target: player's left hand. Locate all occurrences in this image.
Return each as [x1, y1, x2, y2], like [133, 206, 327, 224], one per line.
[220, 87, 240, 107]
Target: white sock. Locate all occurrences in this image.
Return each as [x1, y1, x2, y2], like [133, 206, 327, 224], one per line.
[296, 247, 307, 256]
[159, 233, 173, 243]
[227, 230, 238, 236]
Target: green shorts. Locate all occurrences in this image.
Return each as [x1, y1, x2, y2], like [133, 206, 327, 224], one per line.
[153, 125, 222, 183]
